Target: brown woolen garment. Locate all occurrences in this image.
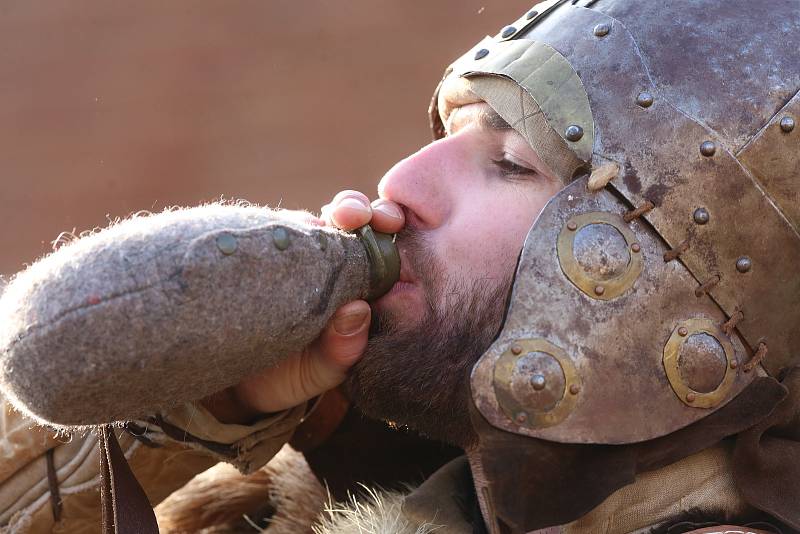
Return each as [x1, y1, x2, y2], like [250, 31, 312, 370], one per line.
[469, 374, 797, 533]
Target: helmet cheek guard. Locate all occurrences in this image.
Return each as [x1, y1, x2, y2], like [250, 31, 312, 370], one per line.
[472, 177, 755, 444]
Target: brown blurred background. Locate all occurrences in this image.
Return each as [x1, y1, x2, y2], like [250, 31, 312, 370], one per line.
[0, 1, 533, 276]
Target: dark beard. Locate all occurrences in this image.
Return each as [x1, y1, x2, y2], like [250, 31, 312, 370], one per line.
[346, 227, 514, 448]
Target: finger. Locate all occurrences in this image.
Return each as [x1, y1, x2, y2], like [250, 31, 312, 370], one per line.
[315, 300, 371, 370]
[369, 199, 405, 234]
[329, 191, 372, 230]
[330, 190, 370, 206]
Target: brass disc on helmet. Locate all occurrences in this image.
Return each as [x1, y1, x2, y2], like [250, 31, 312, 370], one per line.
[557, 212, 643, 300]
[663, 318, 737, 409]
[493, 338, 580, 429]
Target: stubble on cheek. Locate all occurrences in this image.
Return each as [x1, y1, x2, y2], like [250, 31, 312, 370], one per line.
[346, 228, 514, 448]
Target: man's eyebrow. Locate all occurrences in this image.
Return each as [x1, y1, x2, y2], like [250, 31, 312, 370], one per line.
[448, 106, 511, 133]
[478, 108, 512, 131]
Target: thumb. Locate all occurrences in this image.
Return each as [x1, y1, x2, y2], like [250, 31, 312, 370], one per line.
[311, 300, 371, 379]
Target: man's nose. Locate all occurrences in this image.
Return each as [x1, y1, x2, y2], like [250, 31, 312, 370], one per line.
[377, 136, 463, 229]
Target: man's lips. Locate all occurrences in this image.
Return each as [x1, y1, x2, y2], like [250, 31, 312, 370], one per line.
[397, 249, 416, 285]
[389, 281, 416, 294]
[381, 251, 417, 298]
[398, 269, 415, 285]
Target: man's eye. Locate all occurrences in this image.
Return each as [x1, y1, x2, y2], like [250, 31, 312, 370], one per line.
[491, 157, 537, 177]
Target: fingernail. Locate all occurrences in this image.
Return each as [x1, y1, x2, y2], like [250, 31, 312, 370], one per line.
[333, 309, 368, 335]
[372, 202, 403, 220]
[336, 197, 370, 213]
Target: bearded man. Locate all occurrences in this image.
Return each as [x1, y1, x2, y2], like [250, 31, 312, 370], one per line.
[1, 0, 799, 533]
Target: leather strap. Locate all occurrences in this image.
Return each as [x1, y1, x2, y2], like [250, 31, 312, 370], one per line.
[149, 415, 237, 458]
[99, 425, 159, 534]
[45, 448, 62, 522]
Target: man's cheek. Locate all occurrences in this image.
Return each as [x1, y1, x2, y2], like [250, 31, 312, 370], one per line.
[473, 243, 519, 283]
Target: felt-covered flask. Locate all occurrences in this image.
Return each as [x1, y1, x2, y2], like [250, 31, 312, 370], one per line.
[0, 204, 399, 428]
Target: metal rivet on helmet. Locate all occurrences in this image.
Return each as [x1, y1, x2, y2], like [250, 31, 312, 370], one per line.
[636, 92, 654, 108]
[663, 318, 736, 409]
[474, 48, 490, 60]
[530, 373, 547, 390]
[594, 285, 605, 296]
[501, 25, 517, 39]
[780, 116, 795, 133]
[526, 9, 539, 20]
[565, 125, 584, 142]
[593, 23, 611, 37]
[736, 256, 752, 273]
[593, 22, 611, 37]
[693, 207, 710, 225]
[700, 141, 717, 157]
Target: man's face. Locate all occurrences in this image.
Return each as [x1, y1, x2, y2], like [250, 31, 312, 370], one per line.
[346, 101, 563, 447]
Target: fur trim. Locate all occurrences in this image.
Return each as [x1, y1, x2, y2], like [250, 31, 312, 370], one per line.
[313, 487, 442, 534]
[156, 444, 443, 533]
[156, 444, 326, 533]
